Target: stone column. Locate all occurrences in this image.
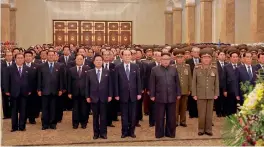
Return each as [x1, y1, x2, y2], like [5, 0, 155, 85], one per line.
[1, 0, 10, 42]
[185, 0, 196, 43]
[220, 0, 235, 43]
[165, 10, 173, 45]
[172, 6, 183, 44]
[10, 7, 17, 43]
[251, 0, 264, 43]
[200, 0, 212, 42]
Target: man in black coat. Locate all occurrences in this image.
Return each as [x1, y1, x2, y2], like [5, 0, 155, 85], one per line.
[58, 45, 74, 66]
[24, 51, 40, 124]
[102, 50, 117, 127]
[255, 53, 264, 78]
[223, 51, 240, 116]
[68, 54, 90, 129]
[145, 50, 162, 127]
[86, 54, 113, 139]
[37, 50, 63, 130]
[149, 53, 181, 138]
[185, 47, 200, 118]
[1, 51, 14, 119]
[3, 53, 32, 132]
[115, 50, 142, 138]
[215, 51, 228, 117]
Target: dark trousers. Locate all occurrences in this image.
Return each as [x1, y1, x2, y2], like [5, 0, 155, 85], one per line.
[136, 98, 143, 124]
[120, 100, 137, 136]
[41, 95, 57, 128]
[149, 100, 155, 126]
[27, 92, 40, 121]
[143, 91, 150, 114]
[2, 93, 11, 118]
[215, 88, 225, 116]
[72, 96, 88, 126]
[11, 95, 27, 130]
[155, 102, 176, 138]
[224, 92, 237, 116]
[56, 95, 64, 122]
[107, 98, 114, 125]
[63, 92, 72, 110]
[188, 95, 198, 117]
[91, 101, 107, 136]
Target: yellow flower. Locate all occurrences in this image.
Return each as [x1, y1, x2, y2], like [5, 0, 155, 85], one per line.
[256, 139, 264, 146]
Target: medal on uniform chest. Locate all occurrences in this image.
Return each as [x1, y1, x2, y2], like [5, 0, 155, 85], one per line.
[210, 71, 215, 76]
[184, 69, 188, 75]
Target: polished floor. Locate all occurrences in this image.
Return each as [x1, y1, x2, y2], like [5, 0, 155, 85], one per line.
[2, 111, 225, 146]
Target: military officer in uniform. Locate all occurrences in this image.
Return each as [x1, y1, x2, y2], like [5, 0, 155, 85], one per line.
[173, 50, 192, 127]
[192, 48, 219, 136]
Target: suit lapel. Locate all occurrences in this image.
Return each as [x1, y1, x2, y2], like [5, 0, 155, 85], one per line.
[129, 64, 133, 80]
[242, 65, 250, 79]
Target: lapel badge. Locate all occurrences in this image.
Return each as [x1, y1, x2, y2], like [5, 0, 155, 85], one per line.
[26, 71, 28, 73]
[56, 69, 58, 72]
[85, 71, 87, 73]
[105, 74, 108, 76]
[211, 71, 215, 76]
[133, 70, 136, 73]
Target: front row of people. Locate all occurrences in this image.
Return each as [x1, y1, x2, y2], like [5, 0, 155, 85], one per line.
[3, 48, 247, 139]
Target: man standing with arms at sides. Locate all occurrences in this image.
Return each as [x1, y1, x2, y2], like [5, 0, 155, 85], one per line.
[237, 52, 258, 105]
[186, 47, 200, 118]
[102, 50, 117, 127]
[149, 53, 181, 138]
[1, 51, 13, 119]
[192, 48, 219, 136]
[24, 51, 39, 124]
[68, 54, 90, 129]
[173, 50, 192, 127]
[215, 51, 228, 117]
[115, 50, 142, 138]
[37, 50, 63, 130]
[3, 53, 32, 132]
[145, 49, 162, 127]
[86, 55, 113, 139]
[223, 50, 240, 116]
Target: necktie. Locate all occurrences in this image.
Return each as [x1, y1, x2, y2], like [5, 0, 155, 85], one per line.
[49, 63, 53, 73]
[27, 63, 30, 67]
[233, 64, 236, 70]
[125, 64, 130, 80]
[105, 63, 108, 70]
[97, 69, 100, 82]
[7, 62, 10, 66]
[65, 56, 68, 64]
[18, 67, 22, 77]
[247, 66, 253, 80]
[78, 66, 82, 77]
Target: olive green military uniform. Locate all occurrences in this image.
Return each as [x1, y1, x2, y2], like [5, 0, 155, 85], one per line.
[175, 63, 192, 126]
[192, 64, 219, 134]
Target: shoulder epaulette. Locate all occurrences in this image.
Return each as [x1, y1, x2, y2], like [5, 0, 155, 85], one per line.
[211, 65, 217, 68]
[195, 65, 200, 68]
[185, 64, 190, 66]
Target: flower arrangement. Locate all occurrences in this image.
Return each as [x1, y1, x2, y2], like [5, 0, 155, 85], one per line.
[222, 78, 264, 146]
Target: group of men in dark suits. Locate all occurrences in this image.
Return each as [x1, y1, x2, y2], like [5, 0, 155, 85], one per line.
[1, 43, 264, 139]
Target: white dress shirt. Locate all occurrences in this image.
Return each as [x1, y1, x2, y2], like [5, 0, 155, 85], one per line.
[124, 63, 130, 71]
[26, 62, 32, 67]
[245, 64, 253, 74]
[104, 62, 110, 70]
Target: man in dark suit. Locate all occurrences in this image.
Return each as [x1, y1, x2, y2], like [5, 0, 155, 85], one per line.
[1, 51, 14, 119]
[113, 50, 123, 65]
[149, 53, 181, 138]
[102, 50, 117, 127]
[186, 47, 200, 118]
[3, 53, 32, 132]
[68, 54, 90, 129]
[86, 54, 113, 139]
[145, 50, 162, 127]
[58, 45, 74, 66]
[223, 51, 241, 116]
[24, 51, 40, 124]
[215, 51, 228, 117]
[237, 52, 258, 105]
[255, 53, 264, 78]
[39, 50, 48, 63]
[115, 50, 142, 138]
[37, 50, 63, 130]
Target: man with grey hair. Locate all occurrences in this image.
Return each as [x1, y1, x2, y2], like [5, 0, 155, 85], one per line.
[186, 47, 201, 118]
